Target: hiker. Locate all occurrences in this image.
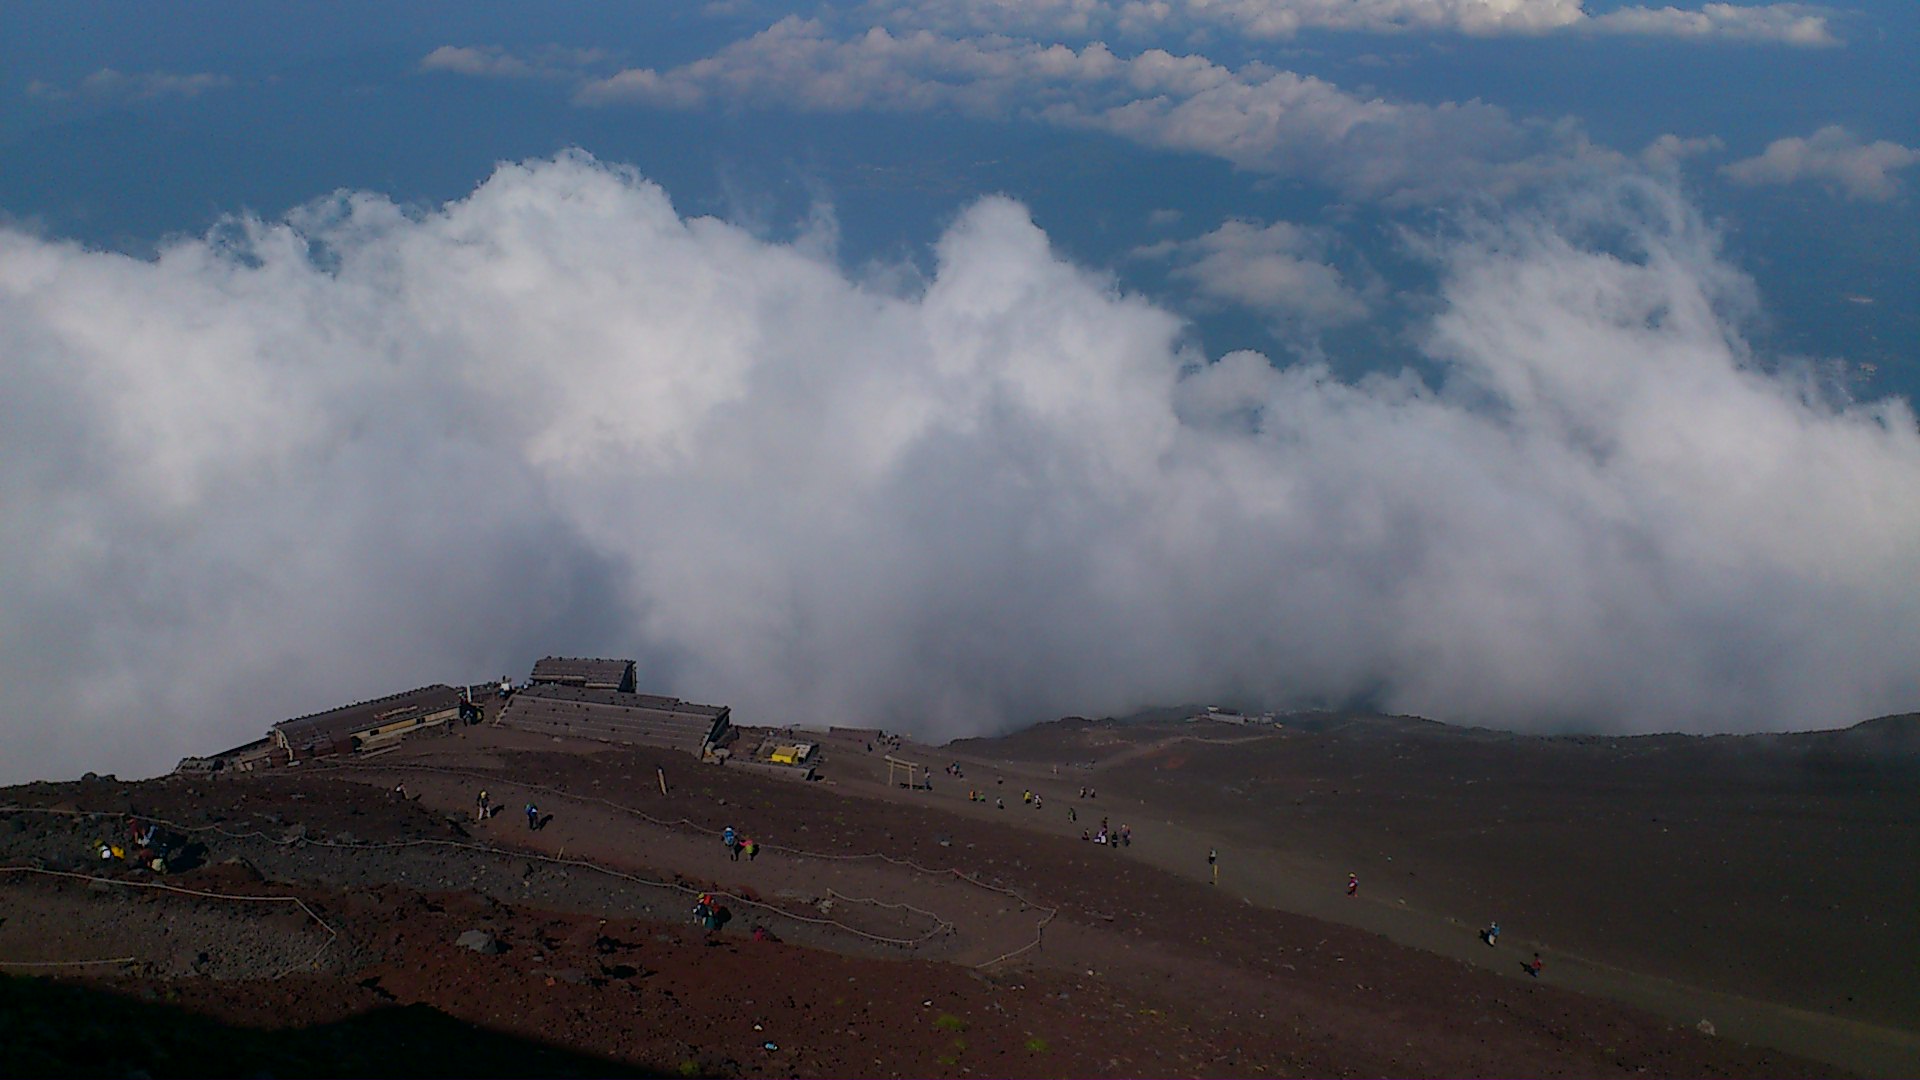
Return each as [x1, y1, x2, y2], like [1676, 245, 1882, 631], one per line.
[1119, 824, 1131, 846]
[751, 925, 781, 943]
[1524, 952, 1544, 977]
[392, 782, 408, 802]
[1347, 872, 1359, 897]
[1483, 922, 1500, 947]
[525, 803, 539, 830]
[1081, 830, 1091, 841]
[475, 790, 490, 822]
[996, 796, 1004, 810]
[745, 838, 759, 861]
[1033, 795, 1042, 811]
[1079, 787, 1087, 798]
[1068, 806, 1077, 822]
[1023, 790, 1032, 805]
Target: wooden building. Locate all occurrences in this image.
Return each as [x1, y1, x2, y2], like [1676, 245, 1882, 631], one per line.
[497, 683, 730, 756]
[271, 684, 462, 761]
[527, 656, 637, 693]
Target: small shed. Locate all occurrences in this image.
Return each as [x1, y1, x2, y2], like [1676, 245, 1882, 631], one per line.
[271, 685, 461, 761]
[528, 656, 637, 693]
[768, 742, 815, 765]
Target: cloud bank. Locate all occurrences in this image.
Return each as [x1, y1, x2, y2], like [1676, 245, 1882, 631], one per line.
[420, 44, 611, 80]
[26, 67, 233, 104]
[575, 18, 1608, 202]
[1136, 219, 1371, 332]
[4, 154, 1918, 784]
[1722, 125, 1920, 201]
[866, 0, 1838, 45]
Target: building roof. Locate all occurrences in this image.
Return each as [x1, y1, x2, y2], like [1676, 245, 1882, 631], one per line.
[273, 684, 461, 756]
[528, 656, 636, 691]
[497, 683, 729, 755]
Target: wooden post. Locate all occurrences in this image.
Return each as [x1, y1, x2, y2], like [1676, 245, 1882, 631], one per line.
[657, 767, 668, 795]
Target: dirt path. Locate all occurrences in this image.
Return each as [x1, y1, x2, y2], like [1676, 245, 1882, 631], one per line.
[2, 732, 1874, 1078]
[280, 724, 1915, 1076]
[311, 758, 1055, 970]
[827, 733, 1920, 1077]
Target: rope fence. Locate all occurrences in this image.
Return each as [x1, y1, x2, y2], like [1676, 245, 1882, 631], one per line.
[2, 753, 1065, 968]
[0, 864, 339, 975]
[0, 956, 139, 968]
[299, 758, 1060, 966]
[0, 806, 950, 952]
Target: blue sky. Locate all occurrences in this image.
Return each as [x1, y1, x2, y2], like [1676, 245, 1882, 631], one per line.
[3, 3, 1914, 389]
[2, 1, 1917, 781]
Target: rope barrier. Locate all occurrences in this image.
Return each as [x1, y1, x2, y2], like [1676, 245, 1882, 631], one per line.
[0, 807, 948, 951]
[0, 864, 339, 974]
[308, 762, 1060, 910]
[0, 956, 139, 968]
[296, 758, 1060, 965]
[974, 907, 1057, 969]
[3, 751, 1065, 967]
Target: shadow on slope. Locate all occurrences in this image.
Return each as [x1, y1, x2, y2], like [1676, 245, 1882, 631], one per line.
[0, 974, 669, 1079]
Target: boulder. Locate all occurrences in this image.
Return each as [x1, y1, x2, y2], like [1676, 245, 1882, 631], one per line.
[456, 929, 506, 955]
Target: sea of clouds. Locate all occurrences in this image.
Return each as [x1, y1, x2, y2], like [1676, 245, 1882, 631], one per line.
[4, 152, 1917, 782]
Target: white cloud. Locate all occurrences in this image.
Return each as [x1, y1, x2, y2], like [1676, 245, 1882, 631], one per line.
[1589, 2, 1837, 46]
[421, 45, 541, 78]
[1138, 219, 1369, 330]
[1639, 132, 1725, 170]
[868, 0, 1838, 45]
[577, 19, 1609, 203]
[27, 67, 233, 103]
[871, 0, 1114, 38]
[3, 156, 1918, 785]
[420, 44, 611, 80]
[1721, 125, 1920, 201]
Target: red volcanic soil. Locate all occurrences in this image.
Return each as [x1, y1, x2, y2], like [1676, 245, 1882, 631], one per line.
[3, 712, 1915, 1077]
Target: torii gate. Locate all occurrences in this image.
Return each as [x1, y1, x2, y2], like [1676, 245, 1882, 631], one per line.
[884, 754, 929, 790]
